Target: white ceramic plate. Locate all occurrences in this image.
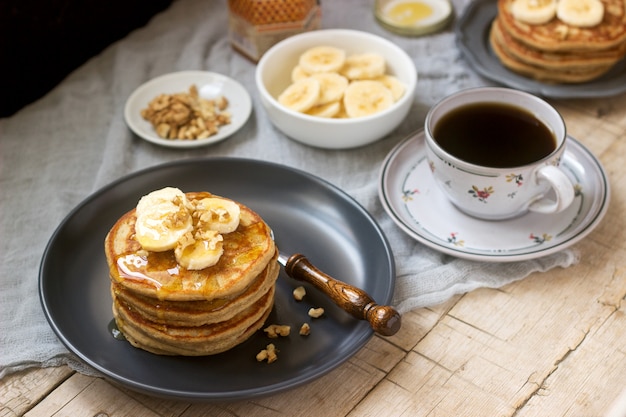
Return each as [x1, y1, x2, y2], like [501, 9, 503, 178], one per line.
[379, 130, 610, 262]
[124, 71, 252, 148]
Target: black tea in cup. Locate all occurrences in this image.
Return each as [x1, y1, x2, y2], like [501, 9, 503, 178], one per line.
[432, 102, 556, 168]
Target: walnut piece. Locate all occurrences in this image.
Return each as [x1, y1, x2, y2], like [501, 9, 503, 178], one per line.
[264, 324, 291, 338]
[299, 323, 311, 336]
[292, 286, 306, 301]
[140, 84, 231, 141]
[256, 343, 278, 363]
[308, 307, 325, 318]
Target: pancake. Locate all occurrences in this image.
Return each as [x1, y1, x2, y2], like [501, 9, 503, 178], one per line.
[113, 286, 275, 356]
[105, 189, 279, 356]
[497, 0, 626, 52]
[490, 0, 626, 83]
[111, 253, 279, 326]
[105, 191, 276, 302]
[490, 19, 617, 82]
[492, 17, 625, 70]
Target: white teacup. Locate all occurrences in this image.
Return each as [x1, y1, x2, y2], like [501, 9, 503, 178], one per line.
[424, 87, 575, 220]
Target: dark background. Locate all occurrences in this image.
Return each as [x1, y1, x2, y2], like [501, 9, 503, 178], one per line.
[0, 0, 175, 117]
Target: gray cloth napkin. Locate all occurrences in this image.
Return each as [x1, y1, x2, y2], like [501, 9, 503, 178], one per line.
[0, 0, 578, 378]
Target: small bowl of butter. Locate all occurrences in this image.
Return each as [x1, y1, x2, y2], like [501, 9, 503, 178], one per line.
[375, 0, 453, 36]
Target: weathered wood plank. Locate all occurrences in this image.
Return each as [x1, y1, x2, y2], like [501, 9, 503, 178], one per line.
[24, 374, 162, 417]
[178, 335, 406, 416]
[0, 367, 73, 417]
[347, 234, 626, 416]
[556, 94, 626, 130]
[517, 295, 626, 416]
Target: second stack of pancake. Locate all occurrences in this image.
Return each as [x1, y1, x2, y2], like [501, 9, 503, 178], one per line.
[490, 0, 626, 83]
[105, 191, 279, 356]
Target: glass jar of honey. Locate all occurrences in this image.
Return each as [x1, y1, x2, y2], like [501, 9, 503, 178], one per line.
[374, 0, 453, 36]
[227, 0, 322, 62]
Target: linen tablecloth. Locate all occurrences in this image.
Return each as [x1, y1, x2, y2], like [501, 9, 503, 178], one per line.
[0, 0, 577, 377]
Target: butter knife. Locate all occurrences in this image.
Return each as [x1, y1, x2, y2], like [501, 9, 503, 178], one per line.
[277, 252, 401, 336]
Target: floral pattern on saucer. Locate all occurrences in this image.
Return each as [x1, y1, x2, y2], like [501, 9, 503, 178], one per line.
[379, 130, 610, 262]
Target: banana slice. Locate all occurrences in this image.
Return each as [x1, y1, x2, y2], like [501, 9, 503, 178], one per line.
[298, 46, 346, 74]
[135, 187, 193, 252]
[194, 197, 241, 234]
[310, 73, 349, 105]
[373, 74, 406, 102]
[340, 53, 386, 80]
[511, 0, 557, 25]
[305, 101, 342, 118]
[278, 78, 321, 112]
[334, 102, 350, 119]
[557, 0, 604, 27]
[343, 80, 394, 118]
[291, 65, 310, 82]
[174, 230, 224, 270]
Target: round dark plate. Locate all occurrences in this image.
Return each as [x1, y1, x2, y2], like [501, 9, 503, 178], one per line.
[39, 158, 395, 401]
[455, 0, 626, 99]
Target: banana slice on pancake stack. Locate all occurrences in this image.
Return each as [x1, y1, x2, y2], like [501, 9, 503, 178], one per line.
[135, 189, 240, 270]
[490, 0, 626, 83]
[511, 0, 604, 27]
[511, 0, 558, 24]
[105, 187, 279, 356]
[278, 46, 406, 118]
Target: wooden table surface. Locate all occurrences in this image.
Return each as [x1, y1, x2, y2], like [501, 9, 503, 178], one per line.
[3, 81, 626, 417]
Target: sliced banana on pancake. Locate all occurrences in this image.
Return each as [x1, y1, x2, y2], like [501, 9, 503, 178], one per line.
[511, 0, 557, 24]
[135, 187, 193, 252]
[194, 197, 241, 234]
[278, 78, 321, 112]
[340, 53, 386, 80]
[557, 0, 604, 27]
[298, 46, 346, 74]
[343, 80, 394, 118]
[175, 230, 224, 270]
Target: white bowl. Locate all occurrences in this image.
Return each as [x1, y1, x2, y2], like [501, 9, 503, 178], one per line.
[255, 29, 418, 149]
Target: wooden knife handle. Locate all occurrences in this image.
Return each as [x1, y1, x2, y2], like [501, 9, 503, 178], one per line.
[283, 253, 401, 336]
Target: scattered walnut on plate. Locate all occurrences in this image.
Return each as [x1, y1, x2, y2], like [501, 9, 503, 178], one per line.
[256, 343, 278, 363]
[140, 85, 231, 140]
[292, 286, 306, 301]
[299, 323, 311, 336]
[263, 324, 291, 338]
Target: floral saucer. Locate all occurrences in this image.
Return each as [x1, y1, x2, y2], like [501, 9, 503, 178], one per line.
[378, 130, 610, 262]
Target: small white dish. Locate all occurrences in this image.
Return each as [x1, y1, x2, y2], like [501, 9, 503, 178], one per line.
[379, 130, 610, 262]
[124, 71, 252, 148]
[375, 0, 453, 36]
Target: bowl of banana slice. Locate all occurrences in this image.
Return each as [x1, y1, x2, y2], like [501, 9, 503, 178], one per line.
[255, 29, 417, 149]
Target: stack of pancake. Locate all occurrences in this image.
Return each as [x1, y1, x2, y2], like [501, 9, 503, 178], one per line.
[490, 0, 626, 83]
[105, 191, 278, 356]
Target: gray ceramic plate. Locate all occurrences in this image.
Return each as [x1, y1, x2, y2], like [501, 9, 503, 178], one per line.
[39, 158, 395, 401]
[455, 0, 626, 98]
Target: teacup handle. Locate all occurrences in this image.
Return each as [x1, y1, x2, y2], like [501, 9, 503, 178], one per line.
[528, 165, 575, 214]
